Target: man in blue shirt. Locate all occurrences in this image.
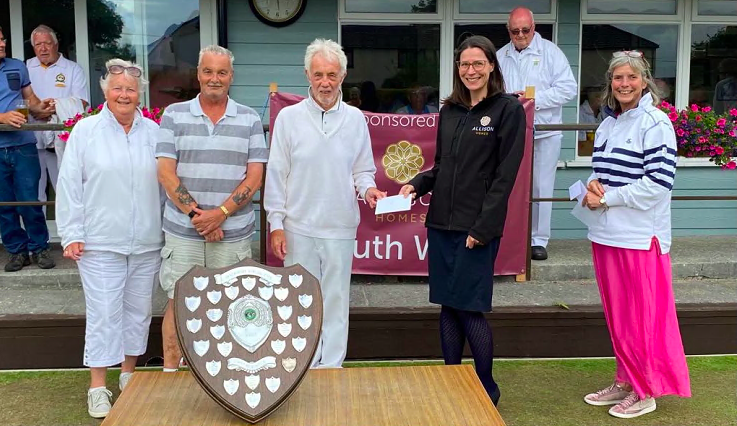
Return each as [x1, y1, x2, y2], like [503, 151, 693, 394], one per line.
[0, 26, 57, 272]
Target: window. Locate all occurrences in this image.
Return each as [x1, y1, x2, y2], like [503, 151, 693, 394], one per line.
[453, 24, 554, 52]
[87, 0, 200, 108]
[459, 0, 551, 14]
[577, 24, 679, 156]
[697, 0, 737, 16]
[0, 0, 10, 58]
[22, 0, 76, 61]
[586, 0, 677, 15]
[341, 24, 440, 114]
[690, 25, 737, 114]
[344, 0, 437, 14]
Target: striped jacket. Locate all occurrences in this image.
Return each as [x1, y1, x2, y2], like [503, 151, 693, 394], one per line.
[586, 92, 677, 253]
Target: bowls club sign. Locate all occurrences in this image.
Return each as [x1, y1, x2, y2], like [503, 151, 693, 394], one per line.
[175, 259, 323, 423]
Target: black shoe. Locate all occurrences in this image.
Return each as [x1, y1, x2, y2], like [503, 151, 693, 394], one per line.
[531, 246, 548, 261]
[490, 386, 501, 406]
[4, 252, 31, 272]
[32, 248, 56, 269]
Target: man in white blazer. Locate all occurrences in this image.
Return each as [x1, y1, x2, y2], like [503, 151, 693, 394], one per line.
[497, 7, 577, 261]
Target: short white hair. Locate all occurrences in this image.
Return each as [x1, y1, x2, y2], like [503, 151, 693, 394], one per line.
[198, 45, 235, 69]
[31, 25, 58, 45]
[304, 39, 347, 75]
[99, 58, 147, 93]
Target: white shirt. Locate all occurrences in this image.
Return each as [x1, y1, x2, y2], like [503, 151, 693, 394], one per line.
[27, 54, 88, 101]
[578, 100, 604, 141]
[27, 54, 89, 149]
[264, 93, 377, 240]
[586, 93, 677, 253]
[56, 104, 164, 255]
[497, 32, 577, 139]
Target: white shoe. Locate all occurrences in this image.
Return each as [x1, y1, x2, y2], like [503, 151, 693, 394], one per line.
[87, 387, 113, 418]
[608, 392, 657, 419]
[119, 372, 133, 392]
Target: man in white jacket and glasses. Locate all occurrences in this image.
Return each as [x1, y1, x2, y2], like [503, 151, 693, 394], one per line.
[497, 7, 577, 261]
[265, 39, 385, 368]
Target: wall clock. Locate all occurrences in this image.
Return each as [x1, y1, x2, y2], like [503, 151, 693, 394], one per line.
[249, 0, 307, 28]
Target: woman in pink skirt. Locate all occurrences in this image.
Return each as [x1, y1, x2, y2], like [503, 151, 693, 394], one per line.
[580, 50, 691, 419]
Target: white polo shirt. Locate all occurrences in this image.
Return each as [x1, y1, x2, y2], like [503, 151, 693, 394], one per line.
[27, 53, 88, 102]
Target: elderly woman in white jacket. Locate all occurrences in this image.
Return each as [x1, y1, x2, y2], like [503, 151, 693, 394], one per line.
[56, 59, 163, 419]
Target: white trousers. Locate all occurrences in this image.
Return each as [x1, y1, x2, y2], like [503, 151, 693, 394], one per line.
[37, 149, 58, 205]
[531, 134, 562, 248]
[284, 230, 354, 368]
[78, 250, 160, 367]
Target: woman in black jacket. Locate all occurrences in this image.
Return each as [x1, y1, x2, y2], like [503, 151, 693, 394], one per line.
[400, 35, 526, 406]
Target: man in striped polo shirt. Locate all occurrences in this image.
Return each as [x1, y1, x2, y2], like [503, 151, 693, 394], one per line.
[156, 45, 268, 371]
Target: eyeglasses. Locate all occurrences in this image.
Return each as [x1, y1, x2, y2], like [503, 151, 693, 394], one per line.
[107, 65, 142, 78]
[456, 60, 488, 71]
[613, 50, 643, 58]
[509, 27, 532, 36]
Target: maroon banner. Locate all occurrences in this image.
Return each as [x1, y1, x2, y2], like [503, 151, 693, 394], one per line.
[266, 92, 534, 276]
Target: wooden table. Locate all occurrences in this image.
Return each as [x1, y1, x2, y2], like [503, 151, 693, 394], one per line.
[101, 365, 506, 426]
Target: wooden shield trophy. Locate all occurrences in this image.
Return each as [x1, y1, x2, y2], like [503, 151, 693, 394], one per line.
[175, 259, 323, 423]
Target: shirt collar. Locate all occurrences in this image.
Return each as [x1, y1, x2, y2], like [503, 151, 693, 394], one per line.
[306, 87, 342, 113]
[190, 94, 237, 118]
[101, 102, 142, 127]
[605, 92, 654, 119]
[30, 53, 67, 69]
[510, 32, 542, 56]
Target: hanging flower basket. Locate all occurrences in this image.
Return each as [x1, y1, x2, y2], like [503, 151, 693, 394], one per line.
[659, 101, 737, 170]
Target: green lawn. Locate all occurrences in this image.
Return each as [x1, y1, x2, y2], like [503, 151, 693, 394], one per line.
[0, 356, 735, 426]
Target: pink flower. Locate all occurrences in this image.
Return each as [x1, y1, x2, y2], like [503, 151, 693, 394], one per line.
[726, 161, 736, 169]
[715, 146, 725, 155]
[681, 119, 687, 125]
[691, 104, 700, 112]
[695, 146, 701, 151]
[729, 130, 736, 137]
[730, 109, 737, 117]
[703, 106, 712, 112]
[59, 132, 70, 142]
[717, 118, 727, 127]
[676, 128, 685, 137]
[686, 152, 694, 157]
[696, 115, 703, 122]
[668, 112, 678, 122]
[709, 151, 716, 157]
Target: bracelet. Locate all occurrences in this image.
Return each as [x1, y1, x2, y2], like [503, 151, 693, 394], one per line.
[219, 205, 230, 217]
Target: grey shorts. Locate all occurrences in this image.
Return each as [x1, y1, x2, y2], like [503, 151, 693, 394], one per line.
[159, 233, 253, 299]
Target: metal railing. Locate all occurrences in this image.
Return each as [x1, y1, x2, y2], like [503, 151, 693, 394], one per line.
[2, 122, 735, 204]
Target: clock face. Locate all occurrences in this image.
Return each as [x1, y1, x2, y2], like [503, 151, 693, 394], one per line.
[250, 0, 305, 26]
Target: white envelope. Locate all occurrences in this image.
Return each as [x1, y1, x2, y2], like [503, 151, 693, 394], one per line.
[570, 202, 605, 228]
[375, 195, 412, 215]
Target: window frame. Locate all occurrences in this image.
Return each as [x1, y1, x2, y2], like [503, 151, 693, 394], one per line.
[574, 0, 720, 163]
[338, 0, 558, 102]
[453, 0, 556, 21]
[582, 0, 683, 22]
[691, 0, 737, 21]
[11, 0, 219, 108]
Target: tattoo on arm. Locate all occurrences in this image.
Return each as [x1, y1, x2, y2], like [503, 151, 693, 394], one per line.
[233, 186, 253, 205]
[175, 184, 195, 206]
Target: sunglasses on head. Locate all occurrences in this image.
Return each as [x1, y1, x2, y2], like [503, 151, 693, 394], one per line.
[613, 50, 643, 59]
[107, 65, 142, 78]
[509, 27, 532, 36]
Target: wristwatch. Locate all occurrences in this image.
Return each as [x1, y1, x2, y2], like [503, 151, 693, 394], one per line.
[599, 196, 608, 210]
[188, 208, 197, 219]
